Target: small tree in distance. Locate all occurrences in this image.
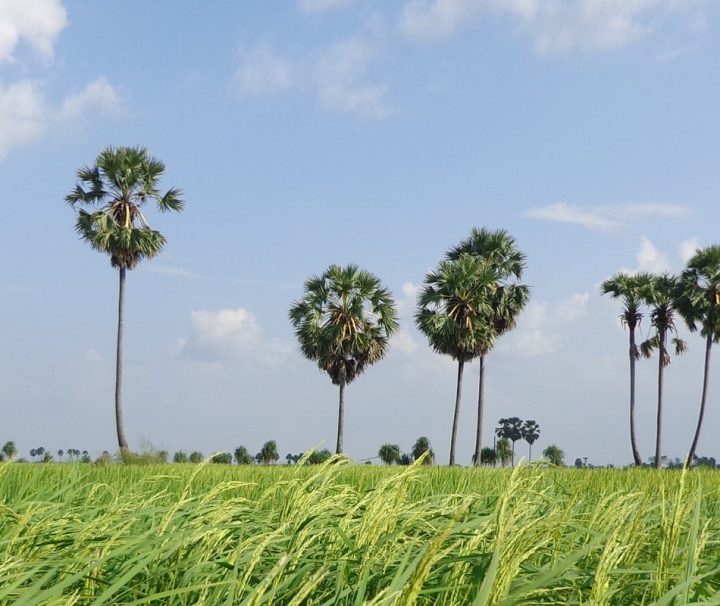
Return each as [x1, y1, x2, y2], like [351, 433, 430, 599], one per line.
[411, 436, 434, 465]
[173, 451, 188, 463]
[379, 444, 401, 465]
[496, 438, 512, 467]
[189, 451, 203, 464]
[234, 446, 253, 465]
[543, 444, 565, 467]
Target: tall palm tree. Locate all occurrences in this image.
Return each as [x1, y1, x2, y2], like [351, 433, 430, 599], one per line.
[495, 417, 524, 466]
[416, 255, 496, 465]
[521, 419, 540, 461]
[641, 274, 687, 469]
[447, 228, 529, 466]
[378, 443, 401, 465]
[674, 246, 720, 466]
[66, 146, 183, 452]
[600, 272, 652, 465]
[289, 264, 398, 454]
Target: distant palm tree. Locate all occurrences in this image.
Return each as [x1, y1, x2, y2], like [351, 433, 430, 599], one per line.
[447, 228, 529, 466]
[416, 256, 497, 465]
[411, 436, 434, 464]
[542, 444, 565, 467]
[66, 146, 184, 452]
[521, 420, 540, 461]
[641, 274, 687, 469]
[290, 264, 398, 454]
[30, 448, 37, 462]
[600, 272, 652, 465]
[378, 443, 401, 465]
[2, 441, 17, 461]
[674, 246, 720, 466]
[495, 417, 523, 466]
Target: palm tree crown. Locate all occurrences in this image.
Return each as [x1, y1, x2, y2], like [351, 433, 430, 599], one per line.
[66, 146, 183, 269]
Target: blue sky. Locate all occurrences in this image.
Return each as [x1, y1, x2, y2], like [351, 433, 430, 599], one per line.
[2, 0, 720, 465]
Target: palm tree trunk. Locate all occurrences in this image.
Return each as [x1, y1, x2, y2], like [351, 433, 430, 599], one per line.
[473, 354, 485, 467]
[336, 382, 345, 454]
[629, 327, 642, 465]
[511, 441, 515, 467]
[686, 334, 712, 467]
[655, 329, 666, 469]
[115, 267, 129, 452]
[528, 442, 532, 462]
[449, 359, 464, 466]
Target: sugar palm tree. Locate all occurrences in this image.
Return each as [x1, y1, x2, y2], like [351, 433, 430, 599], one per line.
[600, 272, 652, 465]
[447, 228, 529, 466]
[66, 146, 183, 452]
[521, 419, 540, 461]
[641, 274, 687, 469]
[416, 255, 496, 465]
[289, 264, 398, 454]
[495, 417, 523, 466]
[674, 246, 720, 466]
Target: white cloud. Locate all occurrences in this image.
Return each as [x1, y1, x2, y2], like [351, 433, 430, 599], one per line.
[636, 236, 671, 273]
[299, 0, 357, 13]
[523, 202, 690, 231]
[235, 45, 294, 96]
[143, 265, 199, 279]
[399, 0, 706, 53]
[234, 39, 390, 119]
[523, 203, 621, 230]
[391, 281, 421, 354]
[679, 237, 700, 263]
[0, 0, 67, 62]
[59, 78, 124, 119]
[0, 80, 46, 157]
[399, 0, 483, 40]
[0, 78, 124, 158]
[619, 203, 689, 218]
[499, 292, 589, 357]
[181, 308, 291, 365]
[313, 38, 390, 118]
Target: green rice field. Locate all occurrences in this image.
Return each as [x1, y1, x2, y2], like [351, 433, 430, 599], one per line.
[1, 460, 720, 605]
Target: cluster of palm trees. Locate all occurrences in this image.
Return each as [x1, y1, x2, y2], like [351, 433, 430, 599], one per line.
[378, 437, 435, 465]
[601, 247, 720, 468]
[290, 228, 529, 465]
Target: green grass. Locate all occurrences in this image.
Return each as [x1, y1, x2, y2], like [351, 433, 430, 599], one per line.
[1, 461, 720, 605]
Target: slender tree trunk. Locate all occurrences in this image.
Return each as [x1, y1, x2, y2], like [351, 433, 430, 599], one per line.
[528, 443, 532, 462]
[655, 329, 666, 469]
[336, 382, 345, 454]
[629, 326, 642, 465]
[115, 267, 129, 452]
[473, 354, 486, 467]
[511, 441, 515, 467]
[449, 359, 464, 466]
[686, 335, 712, 467]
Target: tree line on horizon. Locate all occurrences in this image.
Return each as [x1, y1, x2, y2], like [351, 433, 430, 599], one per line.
[63, 146, 719, 468]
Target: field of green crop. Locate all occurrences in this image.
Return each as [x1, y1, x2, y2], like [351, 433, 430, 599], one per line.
[1, 461, 720, 605]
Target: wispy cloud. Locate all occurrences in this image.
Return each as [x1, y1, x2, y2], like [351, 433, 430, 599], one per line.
[523, 202, 690, 231]
[143, 265, 200, 280]
[0, 78, 125, 159]
[498, 292, 590, 357]
[298, 0, 358, 13]
[234, 38, 391, 119]
[399, 0, 708, 54]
